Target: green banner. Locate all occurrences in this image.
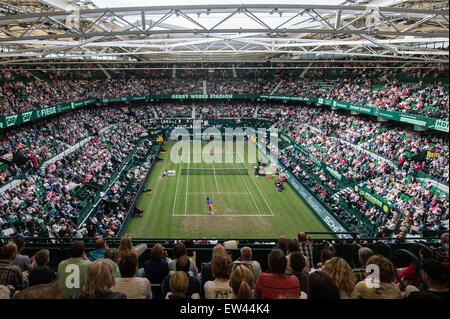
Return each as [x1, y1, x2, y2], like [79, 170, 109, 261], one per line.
[353, 185, 391, 214]
[1, 94, 447, 133]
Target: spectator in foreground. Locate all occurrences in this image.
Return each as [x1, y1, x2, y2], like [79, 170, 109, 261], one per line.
[297, 232, 313, 271]
[0, 285, 10, 299]
[0, 243, 27, 291]
[118, 235, 147, 260]
[88, 239, 109, 262]
[406, 258, 449, 300]
[434, 233, 449, 263]
[144, 243, 170, 299]
[286, 239, 300, 274]
[255, 249, 300, 299]
[57, 241, 91, 299]
[168, 241, 198, 275]
[397, 247, 432, 288]
[162, 255, 200, 299]
[234, 246, 261, 282]
[12, 238, 31, 272]
[165, 271, 199, 299]
[308, 270, 340, 299]
[352, 255, 402, 299]
[353, 247, 374, 282]
[112, 254, 151, 299]
[229, 263, 255, 299]
[12, 282, 61, 299]
[72, 259, 126, 299]
[200, 243, 226, 298]
[321, 257, 355, 299]
[288, 251, 309, 295]
[310, 246, 335, 273]
[204, 253, 234, 299]
[29, 249, 56, 286]
[103, 248, 120, 278]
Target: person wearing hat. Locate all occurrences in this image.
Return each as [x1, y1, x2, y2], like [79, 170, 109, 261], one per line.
[406, 258, 449, 300]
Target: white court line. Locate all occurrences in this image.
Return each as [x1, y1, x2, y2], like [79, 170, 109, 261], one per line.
[187, 192, 249, 195]
[233, 155, 262, 217]
[184, 160, 190, 216]
[172, 161, 182, 217]
[174, 214, 273, 217]
[212, 163, 219, 192]
[236, 149, 275, 216]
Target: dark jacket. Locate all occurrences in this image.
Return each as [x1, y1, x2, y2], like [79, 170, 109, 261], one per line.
[144, 259, 169, 285]
[29, 266, 57, 286]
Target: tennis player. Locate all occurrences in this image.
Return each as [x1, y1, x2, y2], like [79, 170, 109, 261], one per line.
[206, 197, 214, 216]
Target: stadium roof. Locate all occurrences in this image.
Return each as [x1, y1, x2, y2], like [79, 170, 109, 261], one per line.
[0, 0, 448, 63]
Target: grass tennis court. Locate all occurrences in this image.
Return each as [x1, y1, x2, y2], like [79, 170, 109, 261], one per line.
[126, 141, 330, 239]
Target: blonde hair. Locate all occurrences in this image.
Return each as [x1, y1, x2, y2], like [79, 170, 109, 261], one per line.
[118, 235, 137, 259]
[321, 257, 355, 296]
[230, 264, 254, 299]
[83, 258, 117, 298]
[170, 271, 189, 297]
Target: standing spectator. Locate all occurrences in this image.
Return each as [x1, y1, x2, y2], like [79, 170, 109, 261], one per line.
[12, 238, 31, 272]
[118, 235, 147, 260]
[0, 243, 27, 291]
[321, 257, 355, 299]
[162, 255, 200, 298]
[254, 249, 300, 299]
[29, 249, 56, 286]
[88, 239, 109, 262]
[204, 253, 234, 299]
[57, 241, 91, 299]
[200, 244, 225, 298]
[297, 232, 313, 271]
[406, 258, 449, 299]
[353, 247, 374, 282]
[234, 246, 262, 282]
[288, 251, 310, 295]
[229, 264, 255, 299]
[168, 241, 198, 275]
[352, 255, 402, 299]
[144, 243, 170, 299]
[112, 254, 151, 299]
[72, 259, 126, 299]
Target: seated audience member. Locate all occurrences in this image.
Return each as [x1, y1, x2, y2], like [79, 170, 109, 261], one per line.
[104, 248, 120, 278]
[434, 233, 449, 263]
[353, 247, 374, 282]
[204, 253, 234, 299]
[200, 244, 226, 298]
[12, 282, 62, 299]
[297, 232, 313, 271]
[162, 255, 200, 298]
[118, 235, 147, 260]
[321, 257, 355, 299]
[286, 239, 300, 274]
[352, 255, 402, 299]
[57, 241, 91, 299]
[12, 238, 31, 272]
[288, 251, 309, 295]
[229, 264, 255, 299]
[234, 246, 262, 282]
[308, 270, 340, 299]
[89, 239, 109, 262]
[0, 243, 27, 291]
[406, 258, 449, 300]
[29, 250, 56, 286]
[168, 241, 198, 275]
[310, 246, 335, 273]
[112, 254, 151, 299]
[0, 285, 10, 299]
[184, 239, 196, 263]
[144, 243, 170, 299]
[255, 249, 300, 299]
[276, 235, 288, 255]
[72, 259, 126, 299]
[165, 271, 199, 299]
[397, 247, 432, 287]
